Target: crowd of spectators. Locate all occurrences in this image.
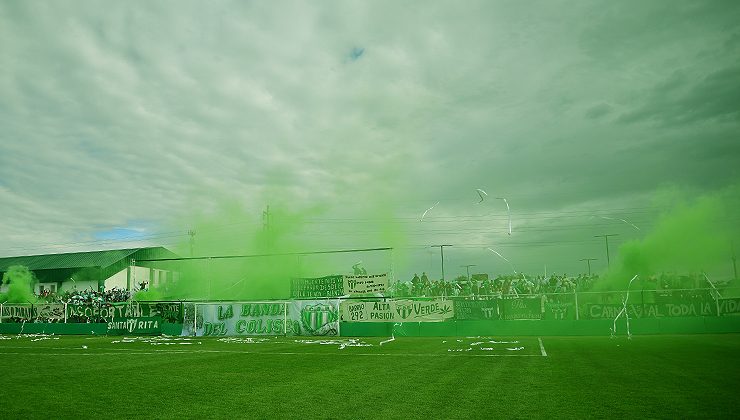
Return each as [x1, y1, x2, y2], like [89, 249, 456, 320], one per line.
[0, 288, 137, 324]
[390, 271, 726, 303]
[36, 287, 132, 304]
[649, 272, 706, 290]
[390, 272, 600, 299]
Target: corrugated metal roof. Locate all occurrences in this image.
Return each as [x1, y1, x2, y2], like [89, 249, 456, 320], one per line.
[0, 247, 170, 271]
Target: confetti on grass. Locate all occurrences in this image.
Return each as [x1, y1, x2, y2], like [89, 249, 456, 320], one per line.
[294, 338, 372, 349]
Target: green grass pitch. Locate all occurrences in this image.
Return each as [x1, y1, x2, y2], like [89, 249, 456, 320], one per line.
[1, 334, 738, 418]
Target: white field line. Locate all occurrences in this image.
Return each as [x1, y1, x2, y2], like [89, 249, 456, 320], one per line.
[538, 337, 547, 357]
[0, 346, 188, 351]
[0, 349, 543, 358]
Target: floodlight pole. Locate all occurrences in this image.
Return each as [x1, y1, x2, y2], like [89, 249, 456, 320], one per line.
[580, 258, 597, 276]
[431, 245, 452, 281]
[131, 259, 136, 292]
[188, 229, 196, 257]
[208, 257, 212, 301]
[732, 241, 738, 280]
[460, 264, 476, 281]
[594, 234, 618, 269]
[262, 205, 271, 231]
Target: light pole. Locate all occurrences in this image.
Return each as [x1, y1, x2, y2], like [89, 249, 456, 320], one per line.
[431, 245, 452, 281]
[460, 264, 477, 281]
[188, 229, 196, 257]
[732, 241, 737, 280]
[594, 234, 618, 269]
[580, 258, 597, 276]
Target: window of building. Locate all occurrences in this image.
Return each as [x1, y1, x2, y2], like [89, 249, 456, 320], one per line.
[38, 283, 57, 293]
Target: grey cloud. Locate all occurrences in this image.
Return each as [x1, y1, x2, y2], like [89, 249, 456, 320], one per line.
[584, 103, 612, 119]
[617, 66, 740, 125]
[1, 1, 739, 275]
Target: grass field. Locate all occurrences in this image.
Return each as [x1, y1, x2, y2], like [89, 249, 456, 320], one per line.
[1, 333, 738, 419]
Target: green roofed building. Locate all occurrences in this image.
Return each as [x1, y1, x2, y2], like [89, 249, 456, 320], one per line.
[0, 247, 179, 294]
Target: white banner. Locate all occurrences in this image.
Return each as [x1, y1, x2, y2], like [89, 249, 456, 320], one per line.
[0, 304, 65, 321]
[288, 300, 340, 336]
[340, 299, 454, 322]
[343, 273, 389, 295]
[196, 302, 290, 336]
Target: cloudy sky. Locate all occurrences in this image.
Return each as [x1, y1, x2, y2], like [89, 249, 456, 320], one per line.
[1, 1, 739, 279]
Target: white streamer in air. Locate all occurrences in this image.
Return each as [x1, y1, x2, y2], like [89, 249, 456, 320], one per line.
[487, 248, 520, 276]
[476, 189, 488, 203]
[703, 273, 722, 300]
[487, 248, 527, 290]
[611, 274, 638, 339]
[496, 197, 512, 235]
[487, 248, 509, 263]
[420, 201, 440, 221]
[598, 216, 640, 231]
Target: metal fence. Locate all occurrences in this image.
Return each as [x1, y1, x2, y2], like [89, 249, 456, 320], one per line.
[0, 301, 182, 324]
[1, 288, 738, 324]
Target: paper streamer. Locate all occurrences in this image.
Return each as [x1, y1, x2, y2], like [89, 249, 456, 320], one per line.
[420, 201, 440, 221]
[611, 274, 638, 339]
[496, 197, 512, 235]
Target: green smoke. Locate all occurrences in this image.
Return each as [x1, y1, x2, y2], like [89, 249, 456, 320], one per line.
[136, 192, 407, 301]
[599, 186, 739, 290]
[0, 265, 38, 304]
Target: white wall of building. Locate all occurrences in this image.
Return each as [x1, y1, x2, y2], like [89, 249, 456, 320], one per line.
[109, 266, 178, 291]
[129, 266, 151, 290]
[36, 283, 59, 294]
[105, 268, 128, 290]
[0, 266, 181, 295]
[59, 279, 97, 293]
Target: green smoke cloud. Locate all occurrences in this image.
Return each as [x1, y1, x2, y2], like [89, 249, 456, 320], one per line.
[0, 265, 38, 304]
[599, 185, 739, 290]
[137, 191, 407, 301]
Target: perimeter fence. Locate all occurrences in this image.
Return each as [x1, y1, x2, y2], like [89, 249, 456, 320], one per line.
[1, 288, 739, 336]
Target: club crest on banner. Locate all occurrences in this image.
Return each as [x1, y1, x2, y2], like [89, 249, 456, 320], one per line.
[396, 303, 415, 320]
[301, 303, 338, 336]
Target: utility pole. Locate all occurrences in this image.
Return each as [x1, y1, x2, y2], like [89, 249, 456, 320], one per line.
[460, 264, 477, 281]
[431, 245, 452, 281]
[580, 258, 597, 276]
[188, 229, 196, 257]
[594, 234, 618, 269]
[732, 241, 738, 280]
[262, 205, 271, 231]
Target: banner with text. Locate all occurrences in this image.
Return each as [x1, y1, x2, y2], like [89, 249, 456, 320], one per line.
[291, 275, 344, 298]
[0, 304, 65, 321]
[343, 273, 389, 295]
[585, 301, 718, 319]
[196, 302, 290, 336]
[543, 302, 576, 320]
[340, 299, 454, 322]
[500, 297, 544, 320]
[453, 299, 500, 320]
[291, 274, 390, 298]
[107, 317, 163, 335]
[719, 298, 740, 315]
[66, 302, 183, 323]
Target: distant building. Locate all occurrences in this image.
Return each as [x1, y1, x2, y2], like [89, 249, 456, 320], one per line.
[471, 273, 489, 282]
[0, 247, 179, 294]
